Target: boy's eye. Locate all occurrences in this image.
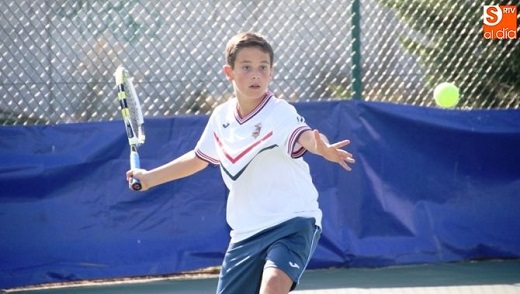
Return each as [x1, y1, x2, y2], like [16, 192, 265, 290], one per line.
[239, 65, 270, 72]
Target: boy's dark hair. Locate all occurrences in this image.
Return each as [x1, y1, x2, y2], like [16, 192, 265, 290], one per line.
[225, 32, 274, 69]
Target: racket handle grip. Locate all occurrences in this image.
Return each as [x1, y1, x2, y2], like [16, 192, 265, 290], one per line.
[129, 150, 142, 191]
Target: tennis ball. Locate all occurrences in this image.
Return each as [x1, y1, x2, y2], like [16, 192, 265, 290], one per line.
[434, 82, 459, 108]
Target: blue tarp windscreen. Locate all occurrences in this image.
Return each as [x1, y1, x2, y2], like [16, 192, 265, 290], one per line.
[1, 101, 519, 289]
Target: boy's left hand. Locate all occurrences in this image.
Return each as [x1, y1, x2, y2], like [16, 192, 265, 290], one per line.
[312, 130, 355, 171]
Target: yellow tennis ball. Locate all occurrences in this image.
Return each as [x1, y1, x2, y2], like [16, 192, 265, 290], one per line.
[434, 82, 460, 108]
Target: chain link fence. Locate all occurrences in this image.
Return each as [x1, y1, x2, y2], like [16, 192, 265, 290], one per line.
[1, 0, 519, 125]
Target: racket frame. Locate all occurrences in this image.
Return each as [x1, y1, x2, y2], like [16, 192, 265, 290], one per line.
[115, 66, 145, 191]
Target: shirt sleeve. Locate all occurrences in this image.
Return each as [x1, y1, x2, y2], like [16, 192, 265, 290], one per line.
[279, 102, 311, 158]
[288, 124, 311, 158]
[194, 113, 220, 165]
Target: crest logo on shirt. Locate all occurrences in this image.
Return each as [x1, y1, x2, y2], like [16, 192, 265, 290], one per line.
[297, 115, 305, 123]
[252, 123, 262, 139]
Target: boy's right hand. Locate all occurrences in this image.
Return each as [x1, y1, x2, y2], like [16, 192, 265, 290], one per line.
[126, 169, 150, 191]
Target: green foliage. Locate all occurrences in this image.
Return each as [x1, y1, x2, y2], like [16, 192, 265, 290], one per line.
[378, 0, 520, 107]
[328, 83, 352, 100]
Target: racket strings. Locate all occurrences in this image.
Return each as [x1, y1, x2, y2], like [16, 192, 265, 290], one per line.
[123, 79, 146, 147]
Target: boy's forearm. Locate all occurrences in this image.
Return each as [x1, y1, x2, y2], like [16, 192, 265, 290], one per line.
[145, 150, 207, 188]
[298, 130, 329, 156]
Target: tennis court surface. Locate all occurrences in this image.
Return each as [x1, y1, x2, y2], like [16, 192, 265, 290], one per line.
[5, 259, 519, 294]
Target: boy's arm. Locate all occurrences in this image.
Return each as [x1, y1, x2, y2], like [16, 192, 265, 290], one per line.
[297, 129, 355, 171]
[126, 150, 209, 191]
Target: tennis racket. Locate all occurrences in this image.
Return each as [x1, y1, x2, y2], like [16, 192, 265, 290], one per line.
[114, 66, 146, 191]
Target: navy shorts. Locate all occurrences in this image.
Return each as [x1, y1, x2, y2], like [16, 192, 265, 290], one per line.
[216, 217, 321, 294]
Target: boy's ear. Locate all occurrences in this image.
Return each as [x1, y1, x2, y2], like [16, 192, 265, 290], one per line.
[223, 65, 233, 80]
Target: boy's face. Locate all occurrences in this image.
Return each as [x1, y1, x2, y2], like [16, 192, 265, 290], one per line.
[223, 46, 273, 101]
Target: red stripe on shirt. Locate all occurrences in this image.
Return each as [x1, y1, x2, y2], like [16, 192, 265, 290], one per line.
[195, 149, 220, 165]
[214, 131, 274, 164]
[288, 126, 310, 157]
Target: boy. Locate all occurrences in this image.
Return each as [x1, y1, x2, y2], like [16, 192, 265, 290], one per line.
[127, 32, 355, 294]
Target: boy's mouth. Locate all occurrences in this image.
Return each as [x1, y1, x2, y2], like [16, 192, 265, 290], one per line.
[250, 84, 261, 89]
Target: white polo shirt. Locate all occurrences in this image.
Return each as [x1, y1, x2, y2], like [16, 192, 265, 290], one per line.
[195, 92, 322, 243]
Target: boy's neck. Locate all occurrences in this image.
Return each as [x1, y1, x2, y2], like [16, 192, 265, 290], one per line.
[236, 93, 269, 118]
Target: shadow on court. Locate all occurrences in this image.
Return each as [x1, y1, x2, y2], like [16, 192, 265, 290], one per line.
[5, 259, 520, 294]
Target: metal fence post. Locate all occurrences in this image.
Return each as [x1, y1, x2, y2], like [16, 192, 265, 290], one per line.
[351, 0, 363, 100]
